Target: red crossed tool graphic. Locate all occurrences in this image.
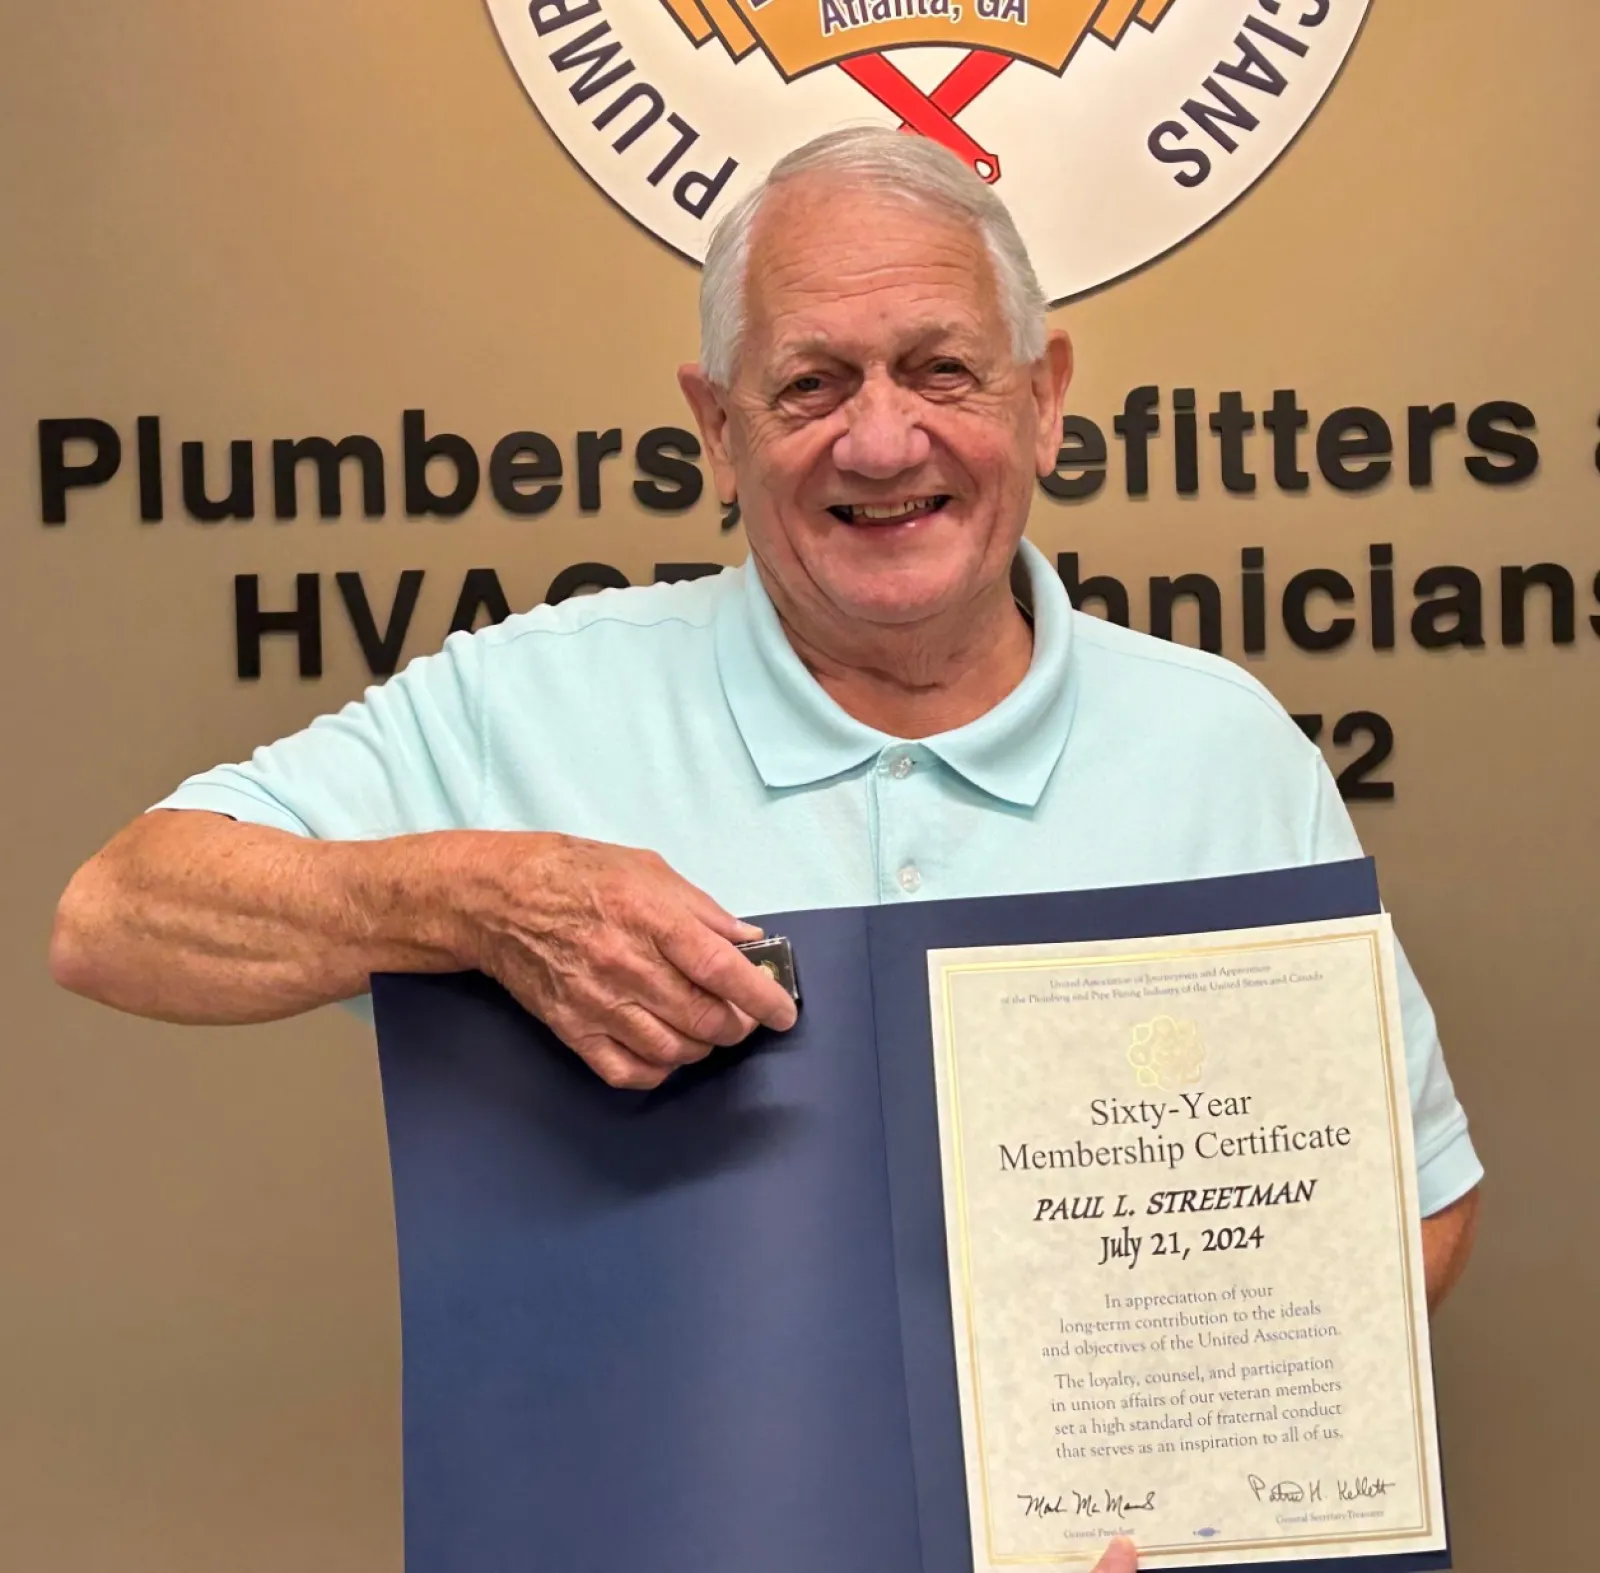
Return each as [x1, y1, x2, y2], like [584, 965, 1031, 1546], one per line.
[836, 50, 1012, 183]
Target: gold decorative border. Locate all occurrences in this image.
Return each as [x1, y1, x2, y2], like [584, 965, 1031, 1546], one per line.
[934, 928, 1437, 1565]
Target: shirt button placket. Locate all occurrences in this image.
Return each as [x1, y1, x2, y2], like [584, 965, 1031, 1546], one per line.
[875, 746, 925, 901]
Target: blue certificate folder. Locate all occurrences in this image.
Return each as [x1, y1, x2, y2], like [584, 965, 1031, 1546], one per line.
[372, 858, 1447, 1573]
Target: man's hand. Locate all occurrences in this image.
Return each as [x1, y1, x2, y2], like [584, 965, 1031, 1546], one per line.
[465, 835, 799, 1089]
[1093, 1537, 1138, 1572]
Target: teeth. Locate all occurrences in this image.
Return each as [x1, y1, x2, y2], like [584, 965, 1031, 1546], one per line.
[850, 497, 936, 520]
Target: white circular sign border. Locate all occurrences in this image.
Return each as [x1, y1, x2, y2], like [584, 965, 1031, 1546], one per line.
[483, 0, 1375, 307]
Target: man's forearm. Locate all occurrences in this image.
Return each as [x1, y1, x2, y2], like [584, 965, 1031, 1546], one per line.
[50, 811, 489, 1024]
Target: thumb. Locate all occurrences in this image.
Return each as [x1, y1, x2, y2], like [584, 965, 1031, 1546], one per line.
[1093, 1537, 1139, 1573]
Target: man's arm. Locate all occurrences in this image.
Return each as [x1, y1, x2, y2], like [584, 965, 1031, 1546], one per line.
[50, 810, 797, 1087]
[51, 811, 485, 1022]
[1421, 1185, 1480, 1309]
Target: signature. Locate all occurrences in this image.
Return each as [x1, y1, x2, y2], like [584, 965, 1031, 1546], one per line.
[1248, 1474, 1396, 1506]
[1247, 1474, 1316, 1505]
[1019, 1488, 1157, 1520]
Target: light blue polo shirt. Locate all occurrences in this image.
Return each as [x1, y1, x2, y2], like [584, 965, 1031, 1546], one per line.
[155, 540, 1481, 1214]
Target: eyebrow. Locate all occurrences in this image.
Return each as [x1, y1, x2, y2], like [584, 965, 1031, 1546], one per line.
[769, 322, 981, 368]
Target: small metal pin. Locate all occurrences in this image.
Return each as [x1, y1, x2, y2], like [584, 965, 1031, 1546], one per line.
[735, 935, 801, 1005]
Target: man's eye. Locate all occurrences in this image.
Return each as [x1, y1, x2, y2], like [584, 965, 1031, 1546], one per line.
[929, 359, 970, 378]
[787, 375, 826, 396]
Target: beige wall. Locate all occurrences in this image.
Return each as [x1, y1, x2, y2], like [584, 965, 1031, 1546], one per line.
[3, 3, 1594, 1567]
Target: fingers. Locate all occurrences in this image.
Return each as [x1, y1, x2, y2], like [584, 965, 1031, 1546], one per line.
[607, 999, 718, 1069]
[660, 922, 798, 1033]
[679, 884, 765, 947]
[1092, 1537, 1139, 1573]
[538, 929, 791, 1089]
[569, 1032, 674, 1092]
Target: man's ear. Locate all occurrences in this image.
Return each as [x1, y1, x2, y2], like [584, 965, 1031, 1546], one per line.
[678, 364, 739, 505]
[1030, 329, 1075, 479]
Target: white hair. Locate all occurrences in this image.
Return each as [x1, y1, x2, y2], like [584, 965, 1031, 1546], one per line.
[699, 126, 1048, 387]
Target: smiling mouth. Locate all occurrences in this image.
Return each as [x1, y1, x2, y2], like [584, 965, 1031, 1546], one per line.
[827, 496, 951, 525]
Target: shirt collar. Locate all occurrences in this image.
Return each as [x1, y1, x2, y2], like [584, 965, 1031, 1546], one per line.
[714, 538, 1078, 808]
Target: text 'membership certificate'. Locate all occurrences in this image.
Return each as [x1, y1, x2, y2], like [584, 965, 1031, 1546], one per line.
[927, 914, 1444, 1569]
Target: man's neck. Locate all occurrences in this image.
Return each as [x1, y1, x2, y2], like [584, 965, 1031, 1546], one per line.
[771, 576, 1035, 739]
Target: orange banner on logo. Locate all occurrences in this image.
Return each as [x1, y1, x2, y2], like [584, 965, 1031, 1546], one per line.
[667, 0, 1183, 81]
[659, 0, 716, 46]
[695, 0, 762, 58]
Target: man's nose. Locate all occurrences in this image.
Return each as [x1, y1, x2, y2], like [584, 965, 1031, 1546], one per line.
[831, 378, 931, 479]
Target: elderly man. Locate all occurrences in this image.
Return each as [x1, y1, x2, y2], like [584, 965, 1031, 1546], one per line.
[52, 128, 1478, 1570]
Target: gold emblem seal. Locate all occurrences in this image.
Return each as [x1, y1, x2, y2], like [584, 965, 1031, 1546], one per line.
[1127, 1015, 1205, 1092]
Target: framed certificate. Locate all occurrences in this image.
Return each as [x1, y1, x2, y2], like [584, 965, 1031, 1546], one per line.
[928, 917, 1443, 1568]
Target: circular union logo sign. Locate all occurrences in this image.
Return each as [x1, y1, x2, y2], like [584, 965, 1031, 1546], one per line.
[487, 0, 1370, 304]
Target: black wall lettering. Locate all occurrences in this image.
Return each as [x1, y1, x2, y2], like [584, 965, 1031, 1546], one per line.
[1406, 403, 1455, 487]
[38, 417, 121, 525]
[1150, 572, 1223, 653]
[1057, 552, 1130, 626]
[1501, 563, 1576, 646]
[1465, 400, 1538, 484]
[1241, 546, 1267, 654]
[236, 573, 321, 679]
[1263, 390, 1310, 491]
[1113, 386, 1161, 498]
[1040, 415, 1107, 500]
[1412, 565, 1485, 649]
[137, 415, 163, 521]
[490, 432, 563, 516]
[1332, 711, 1396, 801]
[633, 427, 704, 510]
[404, 409, 480, 517]
[1210, 392, 1257, 494]
[545, 561, 630, 605]
[653, 562, 722, 583]
[1316, 407, 1392, 492]
[182, 440, 256, 522]
[450, 567, 514, 633]
[576, 428, 624, 512]
[336, 569, 424, 675]
[1282, 567, 1357, 651]
[1173, 388, 1200, 496]
[1369, 543, 1396, 651]
[273, 435, 385, 521]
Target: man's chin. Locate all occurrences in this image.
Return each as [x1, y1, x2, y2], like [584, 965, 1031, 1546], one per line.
[811, 563, 983, 629]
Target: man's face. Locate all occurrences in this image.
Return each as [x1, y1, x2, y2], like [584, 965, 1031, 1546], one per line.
[681, 177, 1072, 634]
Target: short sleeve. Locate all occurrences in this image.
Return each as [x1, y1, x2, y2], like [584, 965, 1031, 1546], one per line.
[1306, 757, 1484, 1215]
[150, 630, 487, 841]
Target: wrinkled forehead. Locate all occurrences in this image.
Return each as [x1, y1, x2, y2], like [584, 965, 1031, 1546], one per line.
[740, 175, 1007, 367]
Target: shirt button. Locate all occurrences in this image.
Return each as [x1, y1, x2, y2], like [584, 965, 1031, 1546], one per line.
[890, 754, 915, 780]
[898, 864, 922, 893]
